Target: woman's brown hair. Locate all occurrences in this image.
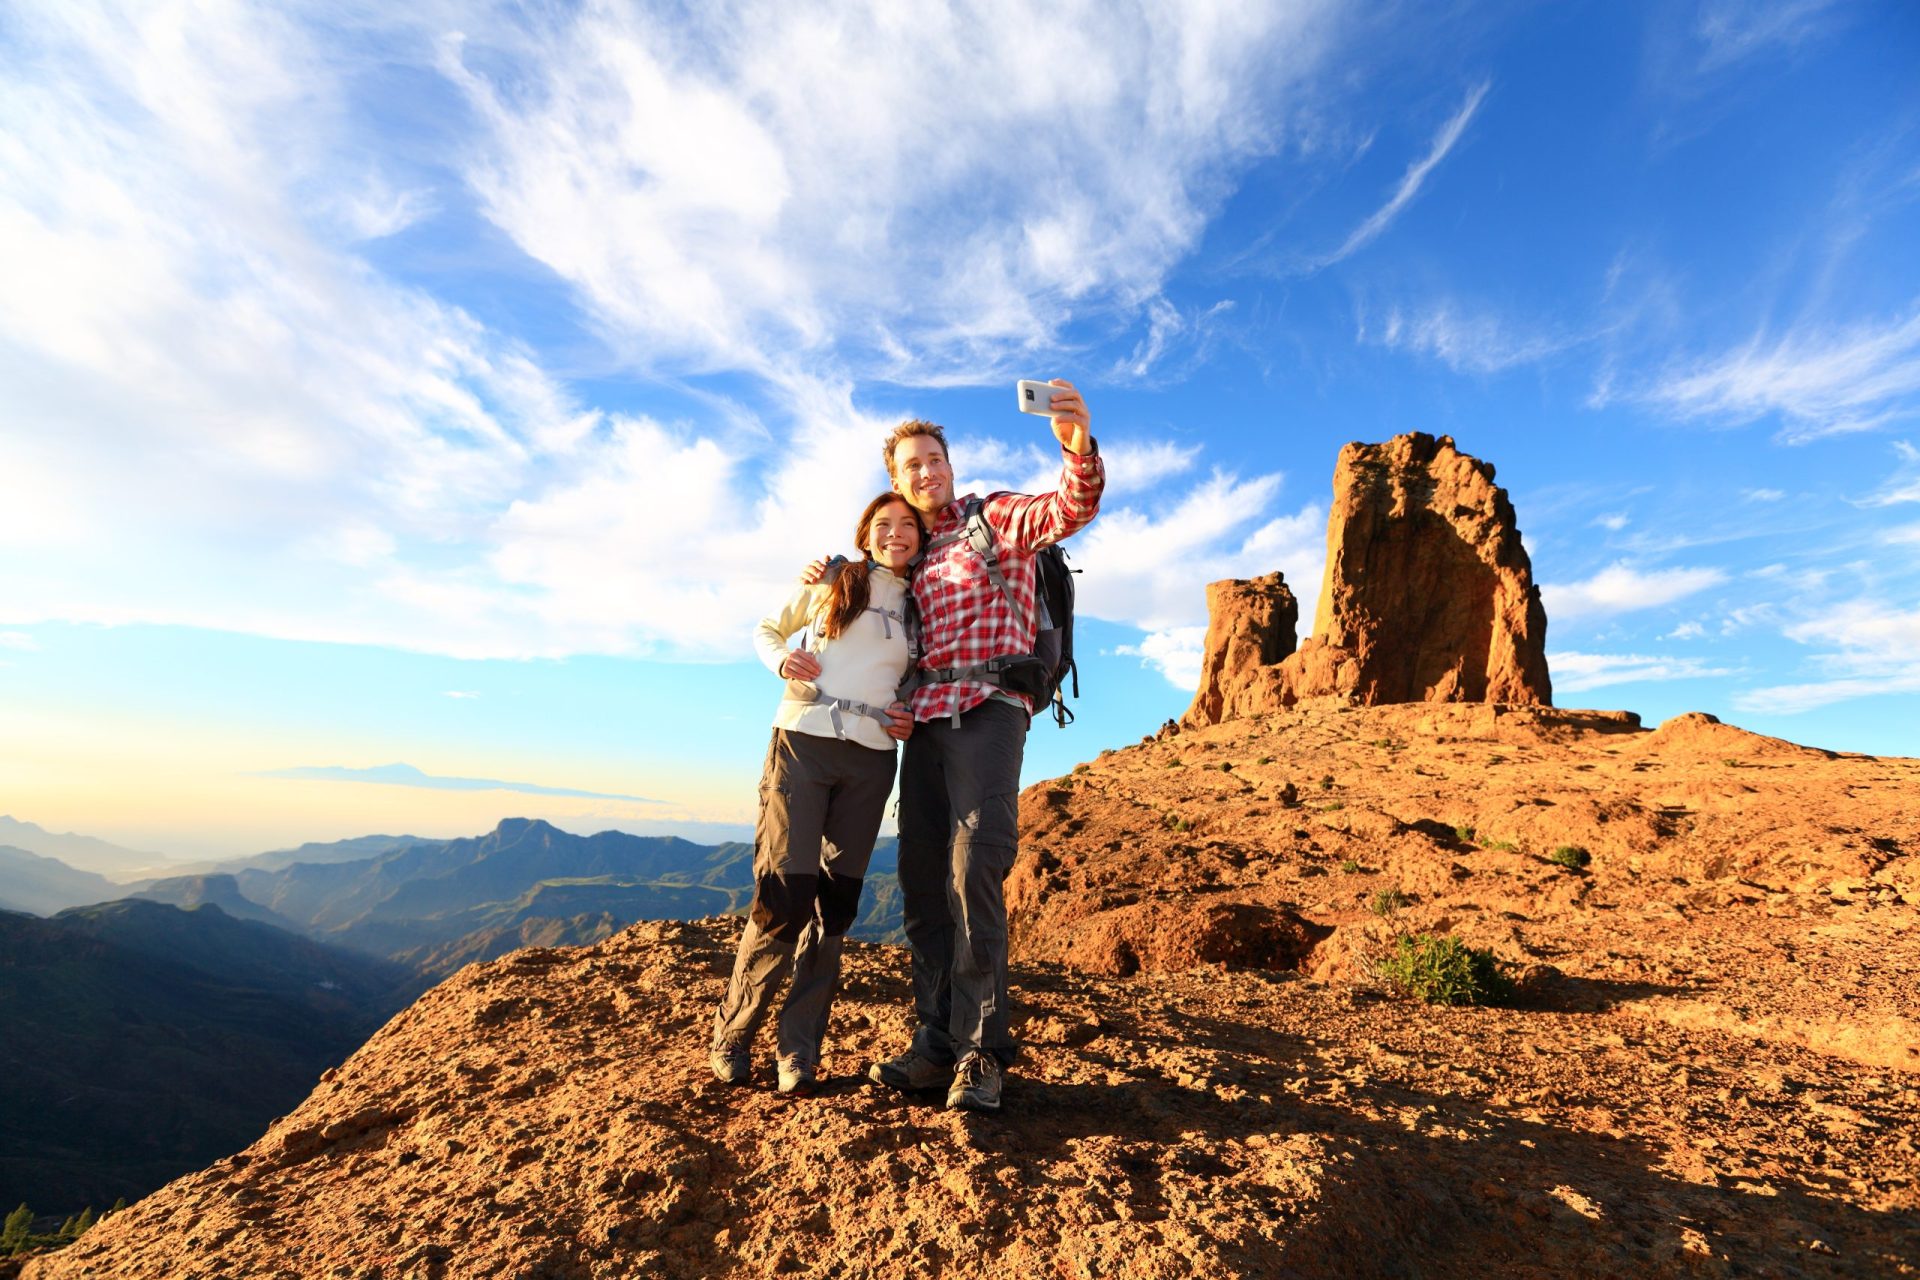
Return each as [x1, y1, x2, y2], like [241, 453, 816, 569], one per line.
[815, 493, 925, 639]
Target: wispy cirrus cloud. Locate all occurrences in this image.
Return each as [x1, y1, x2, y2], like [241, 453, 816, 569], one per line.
[1693, 0, 1843, 73]
[1549, 650, 1737, 693]
[443, 0, 1346, 382]
[1359, 297, 1581, 374]
[1857, 440, 1920, 506]
[1640, 305, 1920, 442]
[1542, 561, 1729, 620]
[1316, 79, 1490, 267]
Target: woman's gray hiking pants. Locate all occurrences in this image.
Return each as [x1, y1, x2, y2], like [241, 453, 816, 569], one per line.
[711, 728, 896, 1069]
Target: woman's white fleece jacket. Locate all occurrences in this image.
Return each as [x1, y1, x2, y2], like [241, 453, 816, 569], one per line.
[752, 565, 912, 754]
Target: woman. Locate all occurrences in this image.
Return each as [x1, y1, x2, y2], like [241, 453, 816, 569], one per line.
[708, 492, 923, 1094]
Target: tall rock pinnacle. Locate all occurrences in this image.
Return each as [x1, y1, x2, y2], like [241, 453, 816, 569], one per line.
[1186, 432, 1551, 725]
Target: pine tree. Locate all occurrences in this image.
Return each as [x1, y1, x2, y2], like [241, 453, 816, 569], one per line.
[108, 1197, 127, 1216]
[72, 1207, 96, 1236]
[2, 1204, 31, 1252]
[57, 1214, 76, 1239]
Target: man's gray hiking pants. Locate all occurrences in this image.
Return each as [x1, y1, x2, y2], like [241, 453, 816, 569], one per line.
[897, 697, 1026, 1068]
[712, 728, 895, 1069]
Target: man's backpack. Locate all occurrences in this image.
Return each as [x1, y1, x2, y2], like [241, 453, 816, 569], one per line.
[944, 494, 1081, 728]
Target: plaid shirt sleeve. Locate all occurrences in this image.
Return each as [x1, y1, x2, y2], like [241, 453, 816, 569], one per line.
[909, 443, 1105, 723]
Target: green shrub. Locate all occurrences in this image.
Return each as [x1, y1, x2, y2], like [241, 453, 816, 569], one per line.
[1339, 858, 1362, 874]
[1549, 844, 1591, 869]
[1370, 887, 1409, 915]
[1318, 775, 1334, 791]
[1164, 813, 1191, 832]
[1454, 823, 1476, 843]
[1319, 801, 1345, 812]
[1375, 934, 1514, 1006]
[1484, 838, 1518, 852]
[1256, 755, 1273, 765]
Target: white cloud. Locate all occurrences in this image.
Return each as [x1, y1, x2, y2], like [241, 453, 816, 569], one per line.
[1363, 298, 1577, 374]
[1593, 512, 1630, 531]
[443, 0, 1345, 381]
[1742, 487, 1786, 502]
[1074, 471, 1325, 633]
[1549, 650, 1736, 694]
[1645, 306, 1920, 442]
[0, 2, 1352, 662]
[1694, 0, 1842, 73]
[0, 632, 38, 652]
[1541, 561, 1728, 620]
[442, 691, 481, 700]
[1737, 597, 1920, 712]
[1319, 80, 1489, 266]
[1858, 440, 1920, 506]
[1884, 523, 1920, 545]
[1663, 620, 1706, 640]
[1115, 625, 1209, 690]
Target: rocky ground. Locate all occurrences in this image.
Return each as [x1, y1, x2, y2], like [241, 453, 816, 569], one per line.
[23, 704, 1920, 1279]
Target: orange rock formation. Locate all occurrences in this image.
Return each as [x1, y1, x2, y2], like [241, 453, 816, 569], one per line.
[1186, 432, 1552, 725]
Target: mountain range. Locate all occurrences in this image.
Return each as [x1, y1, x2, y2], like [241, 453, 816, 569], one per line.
[0, 899, 407, 1212]
[0, 815, 898, 1215]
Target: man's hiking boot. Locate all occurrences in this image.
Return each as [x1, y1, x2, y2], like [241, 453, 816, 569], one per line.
[776, 1057, 817, 1096]
[709, 1041, 751, 1086]
[867, 1047, 951, 1092]
[946, 1052, 1002, 1112]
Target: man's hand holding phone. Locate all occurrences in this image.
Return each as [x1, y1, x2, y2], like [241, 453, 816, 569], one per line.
[1018, 378, 1091, 455]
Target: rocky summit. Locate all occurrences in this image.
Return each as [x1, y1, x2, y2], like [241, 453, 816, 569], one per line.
[25, 704, 1919, 1280]
[1186, 432, 1551, 723]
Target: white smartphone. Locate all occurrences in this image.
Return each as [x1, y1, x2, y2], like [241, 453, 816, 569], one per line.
[1016, 379, 1062, 416]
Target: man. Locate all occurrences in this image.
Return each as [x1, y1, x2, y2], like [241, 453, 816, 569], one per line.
[865, 379, 1103, 1112]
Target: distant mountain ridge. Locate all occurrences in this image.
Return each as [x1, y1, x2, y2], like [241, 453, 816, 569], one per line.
[0, 845, 119, 915]
[0, 817, 170, 880]
[130, 817, 905, 973]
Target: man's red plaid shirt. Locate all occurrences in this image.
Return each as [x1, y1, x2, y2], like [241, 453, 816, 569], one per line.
[908, 445, 1105, 724]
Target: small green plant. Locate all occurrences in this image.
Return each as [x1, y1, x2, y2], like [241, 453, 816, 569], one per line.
[1370, 887, 1410, 915]
[1549, 844, 1592, 869]
[1374, 933, 1515, 1006]
[1454, 823, 1476, 844]
[1165, 758, 1184, 768]
[1073, 763, 1090, 774]
[1488, 754, 1507, 765]
[1256, 755, 1273, 765]
[1485, 838, 1518, 853]
[1340, 858, 1362, 874]
[1319, 801, 1345, 812]
[1318, 775, 1334, 791]
[1164, 813, 1191, 832]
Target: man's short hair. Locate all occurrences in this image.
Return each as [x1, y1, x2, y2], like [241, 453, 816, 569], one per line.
[882, 419, 949, 479]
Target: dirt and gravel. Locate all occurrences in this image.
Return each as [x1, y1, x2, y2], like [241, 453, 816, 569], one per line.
[24, 703, 1920, 1279]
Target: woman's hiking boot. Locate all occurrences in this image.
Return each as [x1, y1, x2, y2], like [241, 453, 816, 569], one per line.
[709, 1039, 751, 1086]
[867, 1047, 952, 1092]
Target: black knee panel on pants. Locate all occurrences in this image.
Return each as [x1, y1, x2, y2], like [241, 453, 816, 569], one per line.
[817, 872, 865, 936]
[749, 871, 820, 943]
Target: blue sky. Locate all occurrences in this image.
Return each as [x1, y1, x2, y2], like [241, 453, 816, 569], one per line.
[2, 1, 1917, 859]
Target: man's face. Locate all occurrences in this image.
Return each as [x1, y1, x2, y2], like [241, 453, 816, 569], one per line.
[890, 435, 952, 515]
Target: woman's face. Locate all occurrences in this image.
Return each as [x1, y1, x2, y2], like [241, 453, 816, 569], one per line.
[865, 499, 921, 572]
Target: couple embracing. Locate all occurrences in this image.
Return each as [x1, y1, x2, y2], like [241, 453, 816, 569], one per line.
[708, 380, 1104, 1112]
